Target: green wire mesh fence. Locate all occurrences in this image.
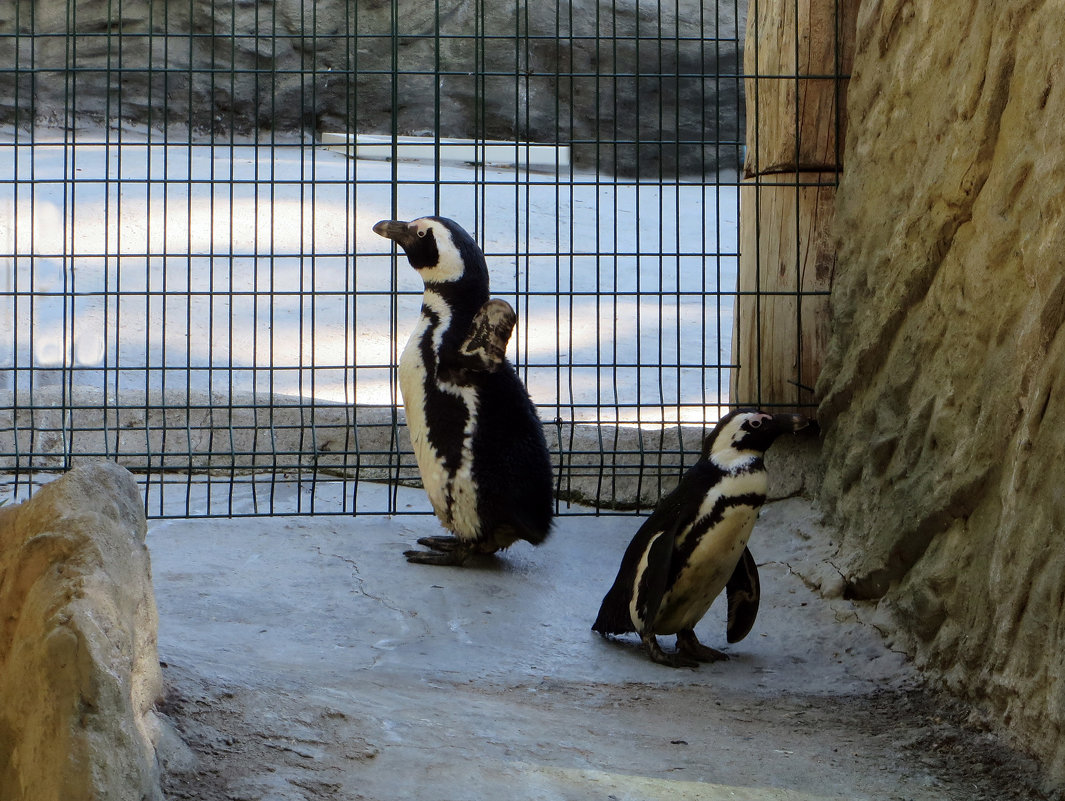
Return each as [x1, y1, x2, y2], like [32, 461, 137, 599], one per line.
[0, 0, 751, 517]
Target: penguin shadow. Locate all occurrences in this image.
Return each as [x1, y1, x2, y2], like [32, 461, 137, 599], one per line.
[400, 546, 539, 577]
[437, 552, 506, 572]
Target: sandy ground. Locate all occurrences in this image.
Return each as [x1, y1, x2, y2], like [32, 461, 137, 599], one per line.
[147, 485, 1054, 801]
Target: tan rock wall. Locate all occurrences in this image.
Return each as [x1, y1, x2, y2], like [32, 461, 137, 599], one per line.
[0, 462, 172, 801]
[817, 0, 1065, 783]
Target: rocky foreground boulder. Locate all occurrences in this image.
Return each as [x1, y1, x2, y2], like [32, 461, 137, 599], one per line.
[0, 461, 180, 801]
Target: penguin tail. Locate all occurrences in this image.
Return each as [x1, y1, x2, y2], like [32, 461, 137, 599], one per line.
[487, 514, 551, 551]
[510, 511, 553, 547]
[524, 521, 552, 547]
[591, 586, 635, 635]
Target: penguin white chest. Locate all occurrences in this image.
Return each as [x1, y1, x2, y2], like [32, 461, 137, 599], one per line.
[398, 294, 482, 541]
[654, 470, 767, 634]
[398, 317, 445, 511]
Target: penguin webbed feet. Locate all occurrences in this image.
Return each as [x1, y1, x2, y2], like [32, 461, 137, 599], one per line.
[676, 628, 730, 663]
[404, 535, 473, 566]
[640, 630, 729, 668]
[416, 535, 465, 551]
[640, 632, 700, 669]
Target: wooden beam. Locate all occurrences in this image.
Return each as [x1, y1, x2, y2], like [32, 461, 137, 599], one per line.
[743, 0, 859, 177]
[731, 172, 836, 413]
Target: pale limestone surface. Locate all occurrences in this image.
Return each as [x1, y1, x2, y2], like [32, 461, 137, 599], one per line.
[817, 1, 1065, 785]
[0, 462, 180, 801]
[152, 481, 1046, 801]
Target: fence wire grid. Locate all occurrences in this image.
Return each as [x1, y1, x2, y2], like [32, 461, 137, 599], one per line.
[0, 0, 828, 518]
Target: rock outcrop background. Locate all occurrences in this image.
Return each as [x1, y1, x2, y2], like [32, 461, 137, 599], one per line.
[0, 462, 178, 801]
[0, 0, 745, 176]
[817, 1, 1065, 784]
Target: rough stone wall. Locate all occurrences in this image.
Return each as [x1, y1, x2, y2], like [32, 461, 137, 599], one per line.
[0, 0, 744, 176]
[0, 462, 178, 801]
[817, 0, 1065, 784]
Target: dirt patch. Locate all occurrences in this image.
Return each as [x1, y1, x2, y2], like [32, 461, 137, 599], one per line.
[158, 667, 1058, 801]
[159, 667, 378, 801]
[841, 690, 1057, 801]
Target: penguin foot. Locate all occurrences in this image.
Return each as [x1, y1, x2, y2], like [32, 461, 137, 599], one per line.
[404, 547, 470, 566]
[677, 629, 729, 663]
[642, 632, 699, 669]
[416, 535, 465, 552]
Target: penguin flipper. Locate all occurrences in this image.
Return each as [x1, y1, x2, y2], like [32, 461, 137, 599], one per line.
[634, 527, 678, 637]
[592, 521, 674, 636]
[457, 299, 516, 372]
[592, 497, 689, 636]
[725, 546, 760, 643]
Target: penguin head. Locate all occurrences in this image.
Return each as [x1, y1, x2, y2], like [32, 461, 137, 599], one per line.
[373, 216, 489, 289]
[702, 409, 813, 465]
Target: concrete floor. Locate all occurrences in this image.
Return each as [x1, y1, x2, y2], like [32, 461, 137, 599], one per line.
[149, 484, 1043, 801]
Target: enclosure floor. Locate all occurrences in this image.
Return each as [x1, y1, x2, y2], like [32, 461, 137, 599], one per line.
[150, 489, 1044, 801]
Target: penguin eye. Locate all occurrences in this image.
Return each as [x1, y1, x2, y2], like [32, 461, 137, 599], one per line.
[417, 229, 427, 238]
[748, 418, 763, 429]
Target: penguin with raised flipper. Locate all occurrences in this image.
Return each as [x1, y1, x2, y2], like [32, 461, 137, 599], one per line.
[592, 408, 812, 667]
[373, 216, 553, 565]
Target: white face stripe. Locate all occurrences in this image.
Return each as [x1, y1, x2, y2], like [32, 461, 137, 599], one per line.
[708, 411, 771, 472]
[411, 218, 467, 284]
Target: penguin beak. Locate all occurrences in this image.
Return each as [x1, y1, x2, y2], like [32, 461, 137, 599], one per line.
[373, 219, 416, 250]
[773, 413, 818, 435]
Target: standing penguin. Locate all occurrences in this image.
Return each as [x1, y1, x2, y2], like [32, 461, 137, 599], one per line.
[372, 216, 553, 565]
[592, 408, 812, 667]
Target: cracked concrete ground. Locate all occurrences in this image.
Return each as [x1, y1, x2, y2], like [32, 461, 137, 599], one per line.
[150, 481, 1052, 800]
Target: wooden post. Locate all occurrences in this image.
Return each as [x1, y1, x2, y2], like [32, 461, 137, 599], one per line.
[730, 0, 859, 413]
[731, 172, 837, 411]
